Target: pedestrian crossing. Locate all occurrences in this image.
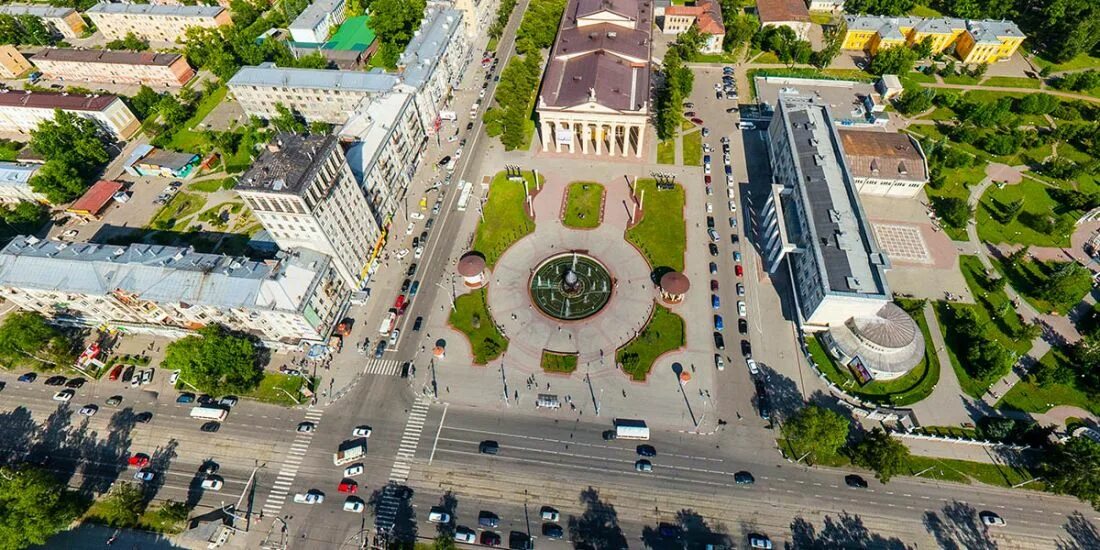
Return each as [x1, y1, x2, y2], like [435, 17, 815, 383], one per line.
[261, 408, 323, 516]
[362, 358, 403, 376]
[376, 396, 431, 531]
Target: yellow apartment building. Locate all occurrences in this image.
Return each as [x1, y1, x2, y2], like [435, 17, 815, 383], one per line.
[841, 15, 1024, 63]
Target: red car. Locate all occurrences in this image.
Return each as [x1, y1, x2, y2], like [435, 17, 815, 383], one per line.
[108, 364, 123, 381]
[691, 117, 704, 125]
[338, 480, 358, 494]
[393, 295, 407, 314]
[710, 280, 719, 291]
[704, 175, 712, 185]
[735, 265, 744, 277]
[128, 454, 150, 468]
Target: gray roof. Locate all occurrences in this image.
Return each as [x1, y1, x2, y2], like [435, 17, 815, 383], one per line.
[0, 162, 39, 188]
[399, 8, 462, 89]
[86, 2, 225, 18]
[826, 303, 925, 375]
[31, 48, 184, 67]
[779, 97, 889, 299]
[290, 0, 344, 32]
[228, 64, 401, 93]
[843, 15, 1022, 44]
[0, 4, 76, 18]
[237, 133, 338, 196]
[967, 19, 1024, 44]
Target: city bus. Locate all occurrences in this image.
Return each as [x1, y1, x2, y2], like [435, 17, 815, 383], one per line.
[456, 180, 473, 211]
[189, 406, 228, 422]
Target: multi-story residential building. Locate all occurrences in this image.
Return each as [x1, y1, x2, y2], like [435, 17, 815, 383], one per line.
[0, 236, 349, 345]
[451, 0, 499, 39]
[759, 96, 891, 329]
[842, 16, 1024, 64]
[0, 46, 31, 78]
[339, 92, 427, 255]
[661, 0, 724, 54]
[0, 162, 45, 203]
[85, 3, 232, 43]
[30, 49, 196, 87]
[399, 8, 468, 133]
[236, 133, 377, 288]
[756, 0, 811, 40]
[537, 0, 653, 157]
[0, 90, 140, 139]
[289, 0, 346, 44]
[228, 64, 407, 125]
[837, 130, 928, 198]
[0, 5, 86, 39]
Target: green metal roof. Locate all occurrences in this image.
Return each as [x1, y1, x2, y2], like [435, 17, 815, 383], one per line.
[324, 15, 376, 52]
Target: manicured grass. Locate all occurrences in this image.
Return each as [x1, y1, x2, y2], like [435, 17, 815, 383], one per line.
[165, 85, 227, 152]
[942, 73, 981, 85]
[682, 130, 702, 167]
[656, 139, 675, 165]
[147, 192, 205, 231]
[1031, 52, 1100, 73]
[921, 160, 987, 241]
[753, 51, 780, 64]
[982, 76, 1042, 89]
[450, 289, 508, 365]
[992, 256, 1093, 315]
[616, 304, 684, 381]
[902, 70, 937, 85]
[187, 177, 236, 193]
[562, 182, 603, 229]
[541, 351, 578, 374]
[625, 178, 686, 271]
[920, 106, 957, 121]
[805, 301, 940, 407]
[241, 373, 308, 406]
[998, 350, 1100, 416]
[748, 67, 875, 83]
[473, 171, 538, 267]
[909, 4, 943, 16]
[977, 179, 1071, 247]
[809, 11, 834, 25]
[694, 52, 738, 64]
[681, 119, 694, 131]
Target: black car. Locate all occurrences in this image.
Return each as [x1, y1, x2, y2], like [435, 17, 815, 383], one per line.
[400, 362, 411, 378]
[437, 156, 451, 167]
[479, 440, 499, 455]
[176, 392, 195, 403]
[845, 474, 868, 488]
[45, 376, 66, 386]
[374, 340, 387, 359]
[412, 316, 424, 331]
[121, 365, 135, 383]
[508, 531, 532, 550]
[755, 380, 770, 420]
[478, 511, 500, 528]
[738, 318, 749, 334]
[708, 243, 719, 257]
[401, 278, 411, 292]
[466, 122, 474, 131]
[542, 523, 564, 539]
[425, 218, 435, 229]
[407, 263, 418, 277]
[134, 411, 153, 423]
[713, 332, 725, 350]
[200, 421, 220, 433]
[734, 471, 755, 485]
[419, 230, 428, 244]
[17, 372, 36, 383]
[636, 444, 656, 457]
[706, 216, 715, 229]
[480, 531, 502, 547]
[602, 430, 617, 441]
[65, 378, 85, 389]
[741, 340, 752, 358]
[197, 394, 215, 405]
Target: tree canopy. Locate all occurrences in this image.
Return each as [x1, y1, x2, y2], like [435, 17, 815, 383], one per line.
[0, 466, 83, 550]
[370, 0, 428, 68]
[780, 405, 851, 464]
[868, 45, 917, 76]
[848, 428, 910, 483]
[0, 311, 74, 370]
[28, 110, 111, 203]
[91, 482, 145, 528]
[1041, 436, 1100, 508]
[0, 14, 57, 46]
[844, 0, 915, 16]
[104, 32, 148, 52]
[162, 324, 262, 395]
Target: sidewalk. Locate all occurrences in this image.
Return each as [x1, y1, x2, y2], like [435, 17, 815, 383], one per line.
[910, 302, 975, 426]
[900, 435, 1039, 466]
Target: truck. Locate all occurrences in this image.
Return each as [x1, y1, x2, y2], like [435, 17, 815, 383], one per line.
[378, 311, 397, 335]
[333, 442, 366, 465]
[613, 419, 650, 440]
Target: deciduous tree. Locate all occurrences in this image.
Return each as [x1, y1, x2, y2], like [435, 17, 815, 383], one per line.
[0, 311, 74, 370]
[780, 405, 850, 464]
[848, 428, 910, 483]
[1042, 436, 1100, 508]
[161, 324, 262, 395]
[0, 466, 83, 549]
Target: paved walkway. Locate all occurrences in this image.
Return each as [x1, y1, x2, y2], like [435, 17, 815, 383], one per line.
[921, 81, 1100, 103]
[910, 303, 975, 426]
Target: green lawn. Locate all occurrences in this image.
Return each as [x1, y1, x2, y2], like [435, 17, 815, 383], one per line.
[625, 179, 686, 272]
[809, 11, 834, 25]
[942, 73, 982, 85]
[473, 171, 538, 267]
[909, 4, 943, 16]
[147, 192, 205, 231]
[981, 76, 1042, 89]
[85, 498, 189, 535]
[241, 373, 309, 406]
[693, 52, 738, 64]
[450, 289, 508, 364]
[992, 256, 1092, 314]
[977, 179, 1072, 247]
[165, 84, 227, 152]
[1031, 52, 1100, 73]
[562, 182, 604, 229]
[187, 177, 236, 193]
[753, 51, 780, 64]
[805, 301, 940, 407]
[656, 139, 675, 165]
[616, 304, 685, 381]
[920, 105, 957, 121]
[901, 70, 937, 85]
[921, 160, 987, 241]
[541, 351, 578, 374]
[998, 349, 1100, 416]
[682, 131, 702, 167]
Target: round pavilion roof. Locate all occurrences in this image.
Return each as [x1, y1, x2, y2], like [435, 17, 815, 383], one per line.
[826, 303, 924, 376]
[457, 254, 486, 276]
[660, 272, 690, 294]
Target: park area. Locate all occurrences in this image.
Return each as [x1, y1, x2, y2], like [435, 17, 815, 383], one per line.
[624, 179, 686, 272]
[473, 171, 539, 267]
[450, 289, 508, 365]
[616, 305, 684, 381]
[540, 351, 578, 374]
[562, 182, 603, 229]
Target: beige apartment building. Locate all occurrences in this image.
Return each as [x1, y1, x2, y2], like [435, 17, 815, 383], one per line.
[0, 5, 86, 39]
[0, 90, 140, 139]
[85, 3, 232, 43]
[0, 46, 32, 78]
[228, 64, 407, 124]
[30, 48, 196, 87]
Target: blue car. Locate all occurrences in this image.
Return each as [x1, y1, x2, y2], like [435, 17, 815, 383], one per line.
[409, 281, 420, 296]
[714, 315, 724, 331]
[711, 294, 720, 309]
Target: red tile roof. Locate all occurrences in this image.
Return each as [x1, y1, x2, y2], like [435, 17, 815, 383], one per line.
[0, 90, 119, 112]
[68, 180, 123, 216]
[666, 0, 724, 35]
[756, 0, 809, 24]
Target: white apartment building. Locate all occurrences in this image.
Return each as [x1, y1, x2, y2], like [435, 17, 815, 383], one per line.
[289, 0, 346, 44]
[228, 64, 409, 125]
[399, 8, 469, 134]
[0, 90, 140, 140]
[85, 3, 232, 43]
[449, 0, 499, 39]
[759, 96, 891, 330]
[0, 236, 349, 345]
[838, 129, 929, 198]
[236, 134, 377, 288]
[340, 93, 428, 245]
[0, 5, 86, 39]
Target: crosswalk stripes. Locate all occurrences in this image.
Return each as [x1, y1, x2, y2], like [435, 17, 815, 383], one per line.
[362, 358, 403, 376]
[261, 409, 324, 515]
[376, 396, 431, 532]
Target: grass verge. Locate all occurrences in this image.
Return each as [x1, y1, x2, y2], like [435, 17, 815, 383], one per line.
[682, 131, 702, 167]
[981, 76, 1042, 89]
[616, 304, 684, 381]
[562, 182, 603, 229]
[450, 289, 508, 365]
[473, 171, 538, 267]
[656, 139, 675, 164]
[147, 192, 205, 231]
[997, 348, 1100, 416]
[541, 351, 578, 374]
[241, 373, 309, 406]
[625, 179, 686, 272]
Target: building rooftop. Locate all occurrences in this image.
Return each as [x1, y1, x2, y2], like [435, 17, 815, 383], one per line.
[399, 8, 462, 89]
[843, 14, 1021, 43]
[341, 93, 412, 183]
[0, 162, 39, 188]
[838, 129, 928, 184]
[756, 0, 809, 24]
[290, 0, 344, 33]
[86, 2, 225, 18]
[228, 63, 401, 93]
[0, 4, 76, 17]
[967, 19, 1024, 44]
[324, 15, 377, 51]
[665, 0, 724, 34]
[31, 48, 185, 67]
[237, 133, 338, 196]
[779, 97, 889, 299]
[68, 180, 123, 216]
[139, 150, 199, 171]
[0, 236, 331, 314]
[0, 89, 119, 112]
[826, 303, 925, 375]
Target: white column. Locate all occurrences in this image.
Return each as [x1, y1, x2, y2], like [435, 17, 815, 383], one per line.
[607, 124, 616, 156]
[541, 121, 551, 152]
[634, 124, 644, 158]
[595, 124, 603, 155]
[555, 121, 564, 153]
[620, 124, 629, 157]
[580, 123, 589, 155]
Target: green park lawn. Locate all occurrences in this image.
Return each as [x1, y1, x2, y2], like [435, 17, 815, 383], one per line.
[541, 351, 578, 374]
[165, 85, 227, 152]
[625, 179, 686, 272]
[901, 70, 937, 85]
[617, 304, 684, 381]
[148, 192, 206, 231]
[450, 289, 508, 365]
[187, 177, 236, 193]
[656, 139, 675, 164]
[241, 373, 311, 406]
[908, 4, 942, 16]
[808, 11, 834, 25]
[682, 131, 702, 167]
[992, 256, 1093, 315]
[941, 73, 982, 85]
[562, 182, 604, 229]
[806, 300, 939, 407]
[474, 171, 538, 267]
[998, 350, 1100, 416]
[1031, 52, 1100, 73]
[981, 76, 1042, 89]
[977, 179, 1072, 247]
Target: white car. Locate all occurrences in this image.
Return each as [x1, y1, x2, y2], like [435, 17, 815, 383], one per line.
[168, 370, 180, 385]
[703, 163, 711, 175]
[738, 301, 747, 317]
[541, 509, 560, 522]
[79, 405, 98, 416]
[706, 202, 713, 214]
[388, 330, 400, 346]
[455, 148, 462, 159]
[352, 426, 372, 438]
[395, 248, 410, 259]
[707, 228, 720, 242]
[428, 510, 451, 524]
[747, 358, 759, 375]
[293, 492, 324, 504]
[714, 354, 725, 371]
[343, 497, 364, 513]
[130, 371, 142, 388]
[980, 511, 1005, 526]
[454, 529, 476, 543]
[405, 222, 415, 235]
[414, 246, 424, 259]
[201, 477, 223, 490]
[344, 464, 364, 477]
[738, 121, 756, 130]
[53, 390, 74, 402]
[728, 200, 737, 212]
[410, 212, 425, 220]
[726, 174, 734, 186]
[133, 469, 155, 482]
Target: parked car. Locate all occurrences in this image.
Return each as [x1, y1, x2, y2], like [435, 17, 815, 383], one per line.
[455, 528, 477, 543]
[45, 375, 66, 386]
[739, 319, 749, 334]
[541, 507, 560, 522]
[714, 315, 724, 331]
[478, 511, 500, 528]
[79, 404, 98, 416]
[344, 464, 364, 477]
[128, 454, 150, 468]
[542, 524, 564, 539]
[711, 294, 720, 309]
[714, 354, 725, 371]
[713, 332, 725, 350]
[53, 389, 74, 402]
[634, 459, 653, 472]
[353, 426, 372, 438]
[133, 469, 155, 482]
[200, 421, 220, 433]
[106, 395, 123, 407]
[344, 496, 365, 513]
[428, 510, 451, 523]
[980, 511, 1005, 526]
[17, 372, 37, 383]
[741, 340, 752, 357]
[480, 531, 502, 546]
[748, 534, 773, 549]
[135, 411, 153, 423]
[177, 393, 196, 404]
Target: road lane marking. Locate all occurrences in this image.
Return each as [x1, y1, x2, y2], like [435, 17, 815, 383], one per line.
[429, 403, 448, 464]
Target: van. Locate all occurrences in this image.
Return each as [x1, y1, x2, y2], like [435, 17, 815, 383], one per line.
[738, 121, 756, 130]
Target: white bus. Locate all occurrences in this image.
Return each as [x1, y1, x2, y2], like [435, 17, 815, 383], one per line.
[189, 406, 228, 422]
[456, 180, 473, 211]
[613, 419, 650, 440]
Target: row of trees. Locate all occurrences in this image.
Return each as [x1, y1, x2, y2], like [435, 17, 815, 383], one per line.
[104, 31, 148, 52]
[488, 0, 519, 41]
[369, 0, 429, 67]
[28, 110, 110, 204]
[655, 32, 699, 141]
[0, 13, 58, 46]
[781, 405, 912, 483]
[941, 304, 1016, 381]
[0, 466, 85, 549]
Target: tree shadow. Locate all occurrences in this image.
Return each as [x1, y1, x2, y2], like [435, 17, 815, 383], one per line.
[677, 509, 730, 550]
[567, 486, 628, 550]
[28, 405, 75, 481]
[922, 501, 997, 550]
[371, 483, 416, 546]
[756, 363, 802, 422]
[1056, 511, 1100, 549]
[75, 407, 137, 496]
[140, 439, 179, 508]
[0, 406, 37, 465]
[187, 458, 219, 510]
[788, 512, 911, 549]
[436, 490, 459, 536]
